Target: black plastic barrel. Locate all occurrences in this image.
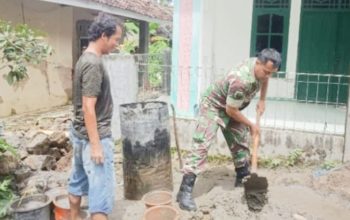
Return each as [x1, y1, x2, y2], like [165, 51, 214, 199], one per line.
[119, 101, 173, 200]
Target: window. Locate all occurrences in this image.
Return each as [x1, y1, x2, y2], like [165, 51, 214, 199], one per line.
[76, 20, 92, 57]
[303, 0, 350, 9]
[250, 0, 291, 73]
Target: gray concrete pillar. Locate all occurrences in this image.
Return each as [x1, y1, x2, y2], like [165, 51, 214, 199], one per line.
[138, 21, 149, 54]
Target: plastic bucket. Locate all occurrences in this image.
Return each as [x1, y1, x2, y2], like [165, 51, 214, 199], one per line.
[143, 205, 179, 220]
[45, 187, 67, 220]
[53, 194, 70, 220]
[10, 194, 51, 220]
[143, 190, 172, 208]
[45, 187, 67, 201]
[53, 194, 89, 220]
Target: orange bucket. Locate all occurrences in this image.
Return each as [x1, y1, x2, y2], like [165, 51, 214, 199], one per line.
[53, 194, 89, 220]
[53, 194, 70, 220]
[143, 205, 179, 220]
[142, 190, 172, 208]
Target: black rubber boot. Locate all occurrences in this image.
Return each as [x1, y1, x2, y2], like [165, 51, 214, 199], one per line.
[235, 163, 250, 187]
[176, 173, 197, 211]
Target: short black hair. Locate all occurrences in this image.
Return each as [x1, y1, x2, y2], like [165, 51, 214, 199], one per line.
[88, 12, 123, 42]
[257, 48, 282, 69]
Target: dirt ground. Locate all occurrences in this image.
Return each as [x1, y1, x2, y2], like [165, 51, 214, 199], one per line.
[112, 161, 350, 220]
[1, 106, 350, 220]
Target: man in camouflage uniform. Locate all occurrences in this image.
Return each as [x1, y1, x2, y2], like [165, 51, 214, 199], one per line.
[176, 48, 281, 211]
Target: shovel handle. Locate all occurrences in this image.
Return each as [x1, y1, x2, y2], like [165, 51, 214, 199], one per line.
[251, 112, 261, 173]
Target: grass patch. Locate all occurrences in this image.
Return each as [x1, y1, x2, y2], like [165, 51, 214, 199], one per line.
[170, 147, 231, 165]
[259, 148, 305, 169]
[320, 160, 340, 170]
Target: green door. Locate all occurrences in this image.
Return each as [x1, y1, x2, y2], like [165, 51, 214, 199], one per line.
[297, 9, 350, 104]
[250, 0, 291, 73]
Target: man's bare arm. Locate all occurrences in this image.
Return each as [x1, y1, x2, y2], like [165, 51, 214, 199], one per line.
[257, 79, 269, 115]
[226, 105, 259, 137]
[82, 96, 104, 164]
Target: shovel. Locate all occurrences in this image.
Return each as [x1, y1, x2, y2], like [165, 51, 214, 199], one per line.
[243, 112, 268, 211]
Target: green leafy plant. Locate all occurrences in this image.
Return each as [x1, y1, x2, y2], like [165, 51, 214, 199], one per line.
[259, 149, 305, 169]
[119, 20, 170, 87]
[320, 160, 339, 170]
[0, 138, 17, 157]
[0, 177, 15, 218]
[119, 20, 139, 54]
[120, 39, 138, 54]
[259, 157, 283, 169]
[0, 139, 17, 218]
[149, 22, 159, 35]
[0, 20, 52, 85]
[286, 148, 304, 167]
[124, 21, 139, 35]
[207, 154, 231, 165]
[149, 36, 170, 87]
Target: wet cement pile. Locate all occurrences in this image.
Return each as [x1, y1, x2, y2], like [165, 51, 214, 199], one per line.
[175, 165, 350, 220]
[244, 190, 268, 212]
[243, 173, 268, 211]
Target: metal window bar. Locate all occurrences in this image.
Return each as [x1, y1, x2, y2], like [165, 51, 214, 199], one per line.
[326, 75, 332, 133]
[341, 0, 350, 8]
[303, 0, 350, 9]
[255, 0, 290, 8]
[336, 76, 341, 108]
[133, 55, 349, 135]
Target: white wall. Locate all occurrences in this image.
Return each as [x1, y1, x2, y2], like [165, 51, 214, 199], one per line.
[286, 0, 302, 73]
[198, 0, 302, 100]
[197, 0, 253, 97]
[173, 118, 345, 162]
[103, 55, 138, 140]
[0, 0, 73, 116]
[200, 0, 253, 71]
[267, 0, 302, 99]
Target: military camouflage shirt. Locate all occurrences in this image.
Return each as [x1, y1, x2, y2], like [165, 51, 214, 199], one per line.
[201, 58, 261, 126]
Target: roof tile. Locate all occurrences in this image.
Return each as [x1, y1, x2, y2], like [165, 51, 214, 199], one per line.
[90, 0, 172, 21]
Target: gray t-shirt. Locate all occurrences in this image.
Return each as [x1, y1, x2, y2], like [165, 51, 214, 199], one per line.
[72, 52, 113, 139]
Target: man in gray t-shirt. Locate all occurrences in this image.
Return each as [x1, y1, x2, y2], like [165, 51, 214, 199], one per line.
[72, 52, 113, 139]
[68, 13, 123, 220]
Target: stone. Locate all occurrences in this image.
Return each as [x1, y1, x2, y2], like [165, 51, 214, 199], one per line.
[18, 149, 29, 160]
[23, 155, 56, 171]
[201, 206, 211, 215]
[0, 152, 19, 175]
[14, 166, 32, 182]
[1, 131, 23, 149]
[0, 121, 4, 136]
[64, 142, 73, 152]
[59, 148, 68, 155]
[202, 215, 213, 220]
[35, 117, 53, 130]
[26, 132, 50, 154]
[48, 147, 62, 160]
[49, 131, 69, 148]
[56, 151, 73, 172]
[293, 213, 307, 220]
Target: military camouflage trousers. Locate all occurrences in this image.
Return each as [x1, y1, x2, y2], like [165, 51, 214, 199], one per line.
[182, 106, 251, 175]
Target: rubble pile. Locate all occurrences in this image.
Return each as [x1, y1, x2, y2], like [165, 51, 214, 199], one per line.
[0, 106, 73, 195]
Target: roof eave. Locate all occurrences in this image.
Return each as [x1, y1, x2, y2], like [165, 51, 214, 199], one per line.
[39, 0, 172, 24]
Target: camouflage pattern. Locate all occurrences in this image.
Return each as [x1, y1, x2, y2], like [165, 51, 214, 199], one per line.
[202, 58, 261, 115]
[182, 58, 261, 175]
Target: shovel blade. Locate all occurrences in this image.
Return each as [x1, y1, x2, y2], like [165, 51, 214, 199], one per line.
[243, 173, 268, 193]
[243, 173, 268, 211]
